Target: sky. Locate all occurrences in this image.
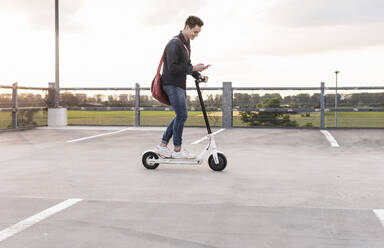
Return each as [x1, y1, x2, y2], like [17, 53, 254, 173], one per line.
[0, 0, 384, 88]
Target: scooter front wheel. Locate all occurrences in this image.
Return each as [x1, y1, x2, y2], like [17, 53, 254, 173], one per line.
[208, 153, 227, 171]
[142, 151, 159, 170]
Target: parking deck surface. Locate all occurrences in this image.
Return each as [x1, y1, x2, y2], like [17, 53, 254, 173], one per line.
[0, 127, 383, 247]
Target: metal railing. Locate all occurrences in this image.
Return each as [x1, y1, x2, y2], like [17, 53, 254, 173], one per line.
[2, 82, 384, 129]
[0, 83, 49, 129]
[62, 82, 384, 129]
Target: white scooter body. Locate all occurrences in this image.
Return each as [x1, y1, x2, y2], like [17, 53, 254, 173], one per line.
[141, 76, 227, 171]
[142, 133, 222, 166]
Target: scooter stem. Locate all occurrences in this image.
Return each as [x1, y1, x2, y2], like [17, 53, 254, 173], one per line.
[195, 78, 212, 134]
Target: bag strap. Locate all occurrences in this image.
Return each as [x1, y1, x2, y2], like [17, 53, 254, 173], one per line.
[175, 37, 190, 58]
[156, 50, 166, 76]
[156, 37, 190, 76]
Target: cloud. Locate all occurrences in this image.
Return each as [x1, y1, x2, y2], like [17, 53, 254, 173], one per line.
[0, 0, 85, 32]
[264, 0, 384, 27]
[141, 0, 208, 26]
[239, 0, 384, 56]
[242, 24, 384, 56]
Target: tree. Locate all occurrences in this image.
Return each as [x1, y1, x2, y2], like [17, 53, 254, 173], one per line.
[119, 94, 128, 102]
[310, 93, 321, 108]
[240, 98, 298, 127]
[292, 94, 311, 107]
[61, 92, 80, 107]
[261, 93, 282, 102]
[234, 93, 251, 107]
[0, 94, 12, 107]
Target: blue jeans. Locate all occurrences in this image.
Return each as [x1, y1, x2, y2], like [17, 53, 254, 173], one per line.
[161, 85, 188, 146]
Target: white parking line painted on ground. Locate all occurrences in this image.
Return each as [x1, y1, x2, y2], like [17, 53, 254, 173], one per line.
[67, 128, 131, 143]
[39, 126, 166, 132]
[192, 129, 225, 144]
[320, 130, 340, 147]
[66, 127, 166, 143]
[0, 199, 82, 243]
[38, 126, 124, 131]
[373, 209, 384, 227]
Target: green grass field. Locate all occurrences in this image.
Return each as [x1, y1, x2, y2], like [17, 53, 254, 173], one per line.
[2, 110, 384, 129]
[67, 110, 223, 127]
[0, 112, 12, 128]
[0, 110, 47, 129]
[67, 110, 384, 128]
[234, 112, 384, 128]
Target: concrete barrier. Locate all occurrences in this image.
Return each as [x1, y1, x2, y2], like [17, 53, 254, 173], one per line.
[48, 108, 67, 126]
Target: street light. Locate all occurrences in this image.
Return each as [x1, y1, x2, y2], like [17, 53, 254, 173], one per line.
[55, 0, 60, 108]
[335, 70, 339, 128]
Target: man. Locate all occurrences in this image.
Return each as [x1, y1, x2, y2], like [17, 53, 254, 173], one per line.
[156, 16, 210, 159]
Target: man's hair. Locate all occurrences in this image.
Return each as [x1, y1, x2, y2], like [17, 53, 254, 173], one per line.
[185, 16, 204, 28]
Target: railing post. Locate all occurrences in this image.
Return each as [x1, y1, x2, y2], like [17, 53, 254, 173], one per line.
[320, 82, 325, 129]
[222, 82, 233, 128]
[135, 83, 140, 127]
[12, 82, 18, 128]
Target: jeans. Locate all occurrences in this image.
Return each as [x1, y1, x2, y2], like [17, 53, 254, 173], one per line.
[161, 85, 188, 146]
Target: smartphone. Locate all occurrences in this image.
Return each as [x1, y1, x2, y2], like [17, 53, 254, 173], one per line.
[203, 64, 212, 70]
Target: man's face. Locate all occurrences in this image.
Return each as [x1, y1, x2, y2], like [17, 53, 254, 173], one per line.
[185, 25, 201, 40]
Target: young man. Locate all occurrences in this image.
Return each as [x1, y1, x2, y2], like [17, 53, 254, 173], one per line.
[156, 16, 210, 159]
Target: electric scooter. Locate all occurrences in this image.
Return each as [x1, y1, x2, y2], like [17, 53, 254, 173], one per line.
[141, 76, 227, 171]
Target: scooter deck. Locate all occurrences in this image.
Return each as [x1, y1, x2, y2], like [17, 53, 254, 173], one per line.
[150, 152, 204, 165]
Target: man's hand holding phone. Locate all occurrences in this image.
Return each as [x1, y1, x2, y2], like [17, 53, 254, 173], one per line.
[193, 63, 212, 72]
[203, 64, 211, 70]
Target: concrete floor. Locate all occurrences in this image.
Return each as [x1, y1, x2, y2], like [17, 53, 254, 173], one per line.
[0, 126, 383, 247]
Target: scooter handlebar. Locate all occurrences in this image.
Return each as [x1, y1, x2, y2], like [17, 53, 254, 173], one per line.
[195, 76, 206, 84]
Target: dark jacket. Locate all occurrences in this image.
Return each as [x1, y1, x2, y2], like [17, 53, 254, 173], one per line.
[162, 31, 201, 90]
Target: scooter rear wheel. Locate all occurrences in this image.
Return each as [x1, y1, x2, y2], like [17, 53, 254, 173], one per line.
[208, 153, 227, 171]
[142, 151, 159, 170]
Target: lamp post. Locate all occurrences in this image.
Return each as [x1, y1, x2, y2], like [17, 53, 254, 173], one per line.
[48, 0, 67, 127]
[55, 0, 60, 108]
[335, 70, 339, 128]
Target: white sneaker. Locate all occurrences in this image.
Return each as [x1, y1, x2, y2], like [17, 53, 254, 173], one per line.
[155, 145, 172, 158]
[172, 149, 196, 159]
